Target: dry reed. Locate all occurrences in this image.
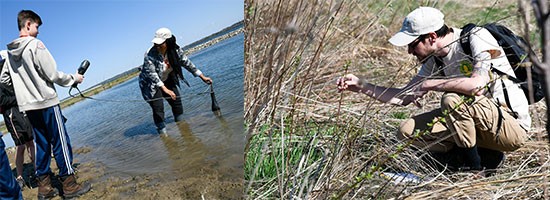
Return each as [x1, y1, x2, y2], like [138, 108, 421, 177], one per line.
[245, 0, 549, 199]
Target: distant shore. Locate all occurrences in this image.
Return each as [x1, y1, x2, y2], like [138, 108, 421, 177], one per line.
[183, 28, 244, 55]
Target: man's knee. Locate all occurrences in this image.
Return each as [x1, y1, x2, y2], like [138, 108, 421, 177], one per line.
[440, 93, 462, 111]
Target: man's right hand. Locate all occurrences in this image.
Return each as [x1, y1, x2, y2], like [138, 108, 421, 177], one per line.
[337, 74, 362, 93]
[74, 74, 84, 84]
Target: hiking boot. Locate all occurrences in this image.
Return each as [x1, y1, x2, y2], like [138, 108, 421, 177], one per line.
[28, 174, 38, 189]
[61, 174, 91, 198]
[479, 147, 505, 176]
[37, 174, 59, 200]
[459, 146, 482, 171]
[426, 147, 463, 171]
[16, 176, 25, 191]
[479, 147, 505, 170]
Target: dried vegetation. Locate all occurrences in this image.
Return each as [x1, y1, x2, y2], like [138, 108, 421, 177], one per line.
[245, 0, 549, 199]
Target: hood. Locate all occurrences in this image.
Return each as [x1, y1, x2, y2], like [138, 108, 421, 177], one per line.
[7, 37, 34, 61]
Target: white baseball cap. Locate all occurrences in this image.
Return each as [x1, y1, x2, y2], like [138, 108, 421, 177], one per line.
[151, 27, 172, 44]
[388, 7, 445, 46]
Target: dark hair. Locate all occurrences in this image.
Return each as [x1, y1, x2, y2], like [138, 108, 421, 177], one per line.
[434, 24, 450, 37]
[18, 10, 42, 31]
[165, 36, 184, 81]
[417, 24, 451, 40]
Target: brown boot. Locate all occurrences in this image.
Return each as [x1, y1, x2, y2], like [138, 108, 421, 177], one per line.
[61, 174, 91, 198]
[37, 174, 59, 200]
[61, 174, 92, 198]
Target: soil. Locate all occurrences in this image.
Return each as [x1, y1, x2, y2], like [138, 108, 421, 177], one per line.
[6, 146, 244, 199]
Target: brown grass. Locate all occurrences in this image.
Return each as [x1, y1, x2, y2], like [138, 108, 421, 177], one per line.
[244, 0, 549, 199]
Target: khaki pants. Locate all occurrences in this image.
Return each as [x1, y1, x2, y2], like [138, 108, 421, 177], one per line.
[398, 93, 527, 152]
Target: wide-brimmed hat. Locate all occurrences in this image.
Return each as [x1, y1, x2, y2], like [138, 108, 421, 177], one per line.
[388, 7, 444, 46]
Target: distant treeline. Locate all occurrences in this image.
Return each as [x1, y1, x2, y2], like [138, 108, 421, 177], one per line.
[182, 20, 244, 51]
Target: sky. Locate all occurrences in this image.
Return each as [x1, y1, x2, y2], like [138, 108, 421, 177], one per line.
[0, 0, 243, 100]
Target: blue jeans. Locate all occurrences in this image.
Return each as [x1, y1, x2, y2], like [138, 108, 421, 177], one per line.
[0, 137, 22, 200]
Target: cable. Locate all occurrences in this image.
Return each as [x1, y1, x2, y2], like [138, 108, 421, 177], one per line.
[68, 84, 213, 103]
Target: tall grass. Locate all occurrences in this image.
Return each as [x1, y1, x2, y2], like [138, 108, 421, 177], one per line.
[245, 0, 549, 199]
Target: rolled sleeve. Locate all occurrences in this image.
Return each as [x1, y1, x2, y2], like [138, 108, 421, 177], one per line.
[194, 69, 203, 77]
[156, 80, 164, 87]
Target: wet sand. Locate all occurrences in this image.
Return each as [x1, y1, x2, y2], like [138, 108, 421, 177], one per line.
[6, 146, 244, 199]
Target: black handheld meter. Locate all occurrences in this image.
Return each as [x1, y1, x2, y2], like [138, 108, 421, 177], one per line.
[72, 59, 90, 87]
[78, 59, 90, 75]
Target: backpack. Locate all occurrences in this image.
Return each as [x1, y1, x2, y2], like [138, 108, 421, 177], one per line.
[460, 23, 545, 104]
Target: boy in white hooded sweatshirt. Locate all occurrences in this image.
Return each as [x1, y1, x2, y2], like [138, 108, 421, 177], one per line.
[4, 10, 91, 200]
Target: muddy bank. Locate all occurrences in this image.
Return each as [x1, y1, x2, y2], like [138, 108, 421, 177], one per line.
[7, 146, 244, 199]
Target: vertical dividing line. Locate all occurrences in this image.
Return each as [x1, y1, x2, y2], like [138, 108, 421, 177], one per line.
[280, 113, 285, 197]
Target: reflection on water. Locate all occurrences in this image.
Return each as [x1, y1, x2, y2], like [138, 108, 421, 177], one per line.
[59, 34, 244, 197]
[160, 121, 207, 175]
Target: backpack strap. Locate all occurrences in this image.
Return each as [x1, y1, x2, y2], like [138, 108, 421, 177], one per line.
[489, 67, 521, 86]
[459, 23, 477, 61]
[493, 98, 504, 138]
[499, 78, 519, 118]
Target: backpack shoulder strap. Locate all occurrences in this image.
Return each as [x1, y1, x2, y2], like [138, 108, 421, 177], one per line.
[460, 23, 477, 61]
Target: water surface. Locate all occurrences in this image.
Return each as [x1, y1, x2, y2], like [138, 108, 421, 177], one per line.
[61, 34, 244, 198]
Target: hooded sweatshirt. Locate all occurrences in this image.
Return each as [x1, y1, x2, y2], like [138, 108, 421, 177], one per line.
[5, 36, 76, 112]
